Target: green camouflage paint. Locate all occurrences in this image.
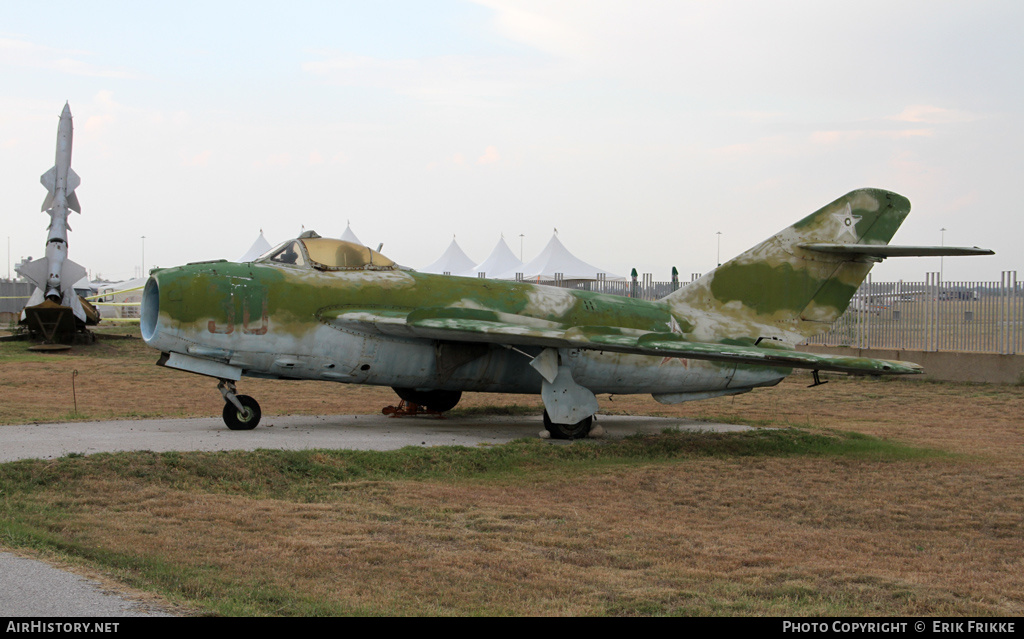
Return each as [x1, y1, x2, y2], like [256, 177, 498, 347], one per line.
[141, 188, 932, 429]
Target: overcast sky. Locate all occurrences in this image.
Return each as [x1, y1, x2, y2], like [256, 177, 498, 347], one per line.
[2, 0, 1020, 283]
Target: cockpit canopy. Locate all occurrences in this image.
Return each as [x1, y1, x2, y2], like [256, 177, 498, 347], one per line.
[257, 232, 396, 271]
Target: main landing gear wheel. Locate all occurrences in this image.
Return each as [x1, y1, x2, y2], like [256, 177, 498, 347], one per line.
[392, 388, 462, 413]
[543, 411, 593, 440]
[223, 395, 261, 430]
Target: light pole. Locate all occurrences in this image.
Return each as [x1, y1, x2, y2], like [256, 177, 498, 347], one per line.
[716, 231, 722, 267]
[519, 234, 525, 261]
[939, 227, 946, 283]
[141, 235, 146, 279]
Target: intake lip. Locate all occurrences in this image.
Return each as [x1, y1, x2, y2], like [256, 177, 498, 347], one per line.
[141, 277, 159, 343]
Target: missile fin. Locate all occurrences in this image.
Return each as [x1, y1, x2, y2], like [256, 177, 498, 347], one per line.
[40, 166, 57, 211]
[60, 259, 88, 291]
[40, 166, 57, 193]
[14, 257, 49, 291]
[66, 167, 81, 195]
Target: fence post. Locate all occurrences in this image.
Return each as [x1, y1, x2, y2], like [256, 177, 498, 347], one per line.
[929, 272, 940, 351]
[1015, 271, 1020, 355]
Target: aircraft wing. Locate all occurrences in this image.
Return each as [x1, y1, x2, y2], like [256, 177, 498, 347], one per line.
[321, 306, 923, 376]
[632, 334, 922, 375]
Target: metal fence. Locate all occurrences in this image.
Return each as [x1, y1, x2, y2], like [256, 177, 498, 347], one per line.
[802, 272, 1021, 354]
[541, 270, 1022, 355]
[511, 271, 703, 301]
[0, 281, 34, 314]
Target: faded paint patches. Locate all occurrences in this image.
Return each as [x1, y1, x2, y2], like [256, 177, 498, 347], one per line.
[524, 286, 576, 319]
[665, 188, 911, 344]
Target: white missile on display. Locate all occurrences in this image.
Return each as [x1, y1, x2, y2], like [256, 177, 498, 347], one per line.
[16, 102, 88, 322]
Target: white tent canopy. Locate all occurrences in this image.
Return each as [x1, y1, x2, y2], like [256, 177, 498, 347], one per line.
[471, 236, 523, 279]
[236, 231, 273, 262]
[419, 237, 477, 276]
[340, 223, 363, 246]
[514, 234, 623, 281]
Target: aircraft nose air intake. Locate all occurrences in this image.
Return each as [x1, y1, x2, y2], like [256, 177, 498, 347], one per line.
[141, 277, 160, 343]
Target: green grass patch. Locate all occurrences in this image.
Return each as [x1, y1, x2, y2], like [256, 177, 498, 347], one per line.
[0, 342, 61, 363]
[0, 428, 940, 503]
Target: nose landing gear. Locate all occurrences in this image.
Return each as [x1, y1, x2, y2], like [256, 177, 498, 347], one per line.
[542, 411, 594, 440]
[218, 379, 262, 430]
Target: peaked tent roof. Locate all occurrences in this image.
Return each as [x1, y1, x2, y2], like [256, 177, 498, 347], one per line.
[419, 238, 477, 276]
[515, 234, 624, 281]
[471, 236, 523, 279]
[340, 223, 363, 246]
[237, 231, 273, 262]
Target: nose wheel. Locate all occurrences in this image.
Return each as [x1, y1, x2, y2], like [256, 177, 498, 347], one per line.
[218, 380, 262, 430]
[542, 410, 593, 440]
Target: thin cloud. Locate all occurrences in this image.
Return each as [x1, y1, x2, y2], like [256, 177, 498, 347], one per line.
[478, 146, 500, 164]
[811, 129, 933, 144]
[890, 105, 980, 124]
[473, 0, 592, 59]
[182, 150, 212, 167]
[0, 37, 136, 78]
[302, 50, 561, 106]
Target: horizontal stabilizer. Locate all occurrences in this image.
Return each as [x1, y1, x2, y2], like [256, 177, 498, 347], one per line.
[797, 243, 994, 258]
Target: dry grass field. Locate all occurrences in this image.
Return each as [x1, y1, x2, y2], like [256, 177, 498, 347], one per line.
[1, 326, 1023, 616]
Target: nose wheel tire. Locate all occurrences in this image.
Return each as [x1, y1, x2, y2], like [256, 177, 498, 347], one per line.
[223, 395, 261, 430]
[543, 411, 593, 440]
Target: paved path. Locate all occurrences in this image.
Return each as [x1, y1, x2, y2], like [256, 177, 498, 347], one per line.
[0, 412, 750, 616]
[0, 553, 175, 617]
[0, 413, 751, 463]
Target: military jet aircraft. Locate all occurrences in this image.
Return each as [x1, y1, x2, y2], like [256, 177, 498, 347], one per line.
[140, 188, 992, 438]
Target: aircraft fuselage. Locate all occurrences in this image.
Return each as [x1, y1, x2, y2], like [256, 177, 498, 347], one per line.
[141, 259, 786, 399]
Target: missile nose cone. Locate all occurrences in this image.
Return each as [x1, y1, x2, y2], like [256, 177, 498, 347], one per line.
[61, 102, 72, 118]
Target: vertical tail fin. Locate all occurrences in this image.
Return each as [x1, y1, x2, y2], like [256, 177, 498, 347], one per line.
[664, 188, 911, 343]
